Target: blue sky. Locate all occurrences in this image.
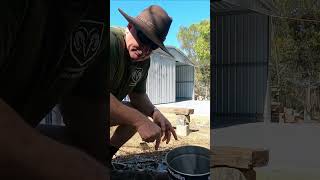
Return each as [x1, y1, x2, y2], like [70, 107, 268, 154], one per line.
[110, 0, 210, 48]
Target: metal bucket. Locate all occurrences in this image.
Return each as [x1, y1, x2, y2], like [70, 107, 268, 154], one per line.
[165, 145, 210, 180]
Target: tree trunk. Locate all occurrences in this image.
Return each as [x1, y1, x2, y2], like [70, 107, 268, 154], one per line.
[304, 86, 311, 122]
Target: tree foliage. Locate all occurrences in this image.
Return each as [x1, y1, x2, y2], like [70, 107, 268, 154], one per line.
[271, 0, 320, 114]
[177, 20, 210, 99]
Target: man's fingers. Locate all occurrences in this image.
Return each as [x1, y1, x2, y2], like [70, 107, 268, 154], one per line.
[160, 121, 166, 133]
[166, 129, 171, 144]
[165, 129, 170, 144]
[161, 131, 165, 141]
[143, 132, 158, 142]
[171, 127, 178, 140]
[155, 134, 161, 150]
[143, 137, 153, 142]
[162, 128, 169, 143]
[162, 133, 166, 142]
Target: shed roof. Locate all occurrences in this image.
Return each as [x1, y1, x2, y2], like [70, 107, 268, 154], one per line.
[212, 0, 278, 16]
[152, 46, 194, 66]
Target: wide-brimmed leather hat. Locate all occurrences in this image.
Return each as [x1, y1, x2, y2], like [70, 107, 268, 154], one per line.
[118, 5, 174, 57]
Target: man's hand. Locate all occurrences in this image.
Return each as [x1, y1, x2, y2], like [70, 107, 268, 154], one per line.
[125, 92, 178, 150]
[135, 119, 162, 149]
[152, 110, 178, 148]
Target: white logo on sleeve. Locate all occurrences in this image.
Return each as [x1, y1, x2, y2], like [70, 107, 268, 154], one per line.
[70, 20, 104, 66]
[129, 68, 143, 87]
[59, 20, 104, 79]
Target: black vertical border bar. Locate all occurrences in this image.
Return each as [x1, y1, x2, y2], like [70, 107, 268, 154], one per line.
[106, 0, 111, 170]
[210, 2, 217, 131]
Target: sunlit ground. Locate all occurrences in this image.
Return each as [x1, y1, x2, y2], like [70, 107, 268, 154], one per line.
[110, 113, 210, 157]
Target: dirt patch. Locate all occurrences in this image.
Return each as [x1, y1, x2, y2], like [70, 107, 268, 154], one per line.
[110, 113, 210, 158]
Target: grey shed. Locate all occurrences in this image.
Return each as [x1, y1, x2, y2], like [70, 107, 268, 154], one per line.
[212, 0, 277, 127]
[146, 46, 195, 104]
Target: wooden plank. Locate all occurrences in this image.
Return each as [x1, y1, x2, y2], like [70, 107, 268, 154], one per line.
[211, 146, 269, 169]
[176, 115, 190, 125]
[156, 107, 194, 115]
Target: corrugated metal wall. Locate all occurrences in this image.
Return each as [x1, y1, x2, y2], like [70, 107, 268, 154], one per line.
[176, 63, 194, 101]
[146, 53, 176, 104]
[212, 12, 270, 125]
[211, 0, 277, 16]
[123, 47, 194, 105]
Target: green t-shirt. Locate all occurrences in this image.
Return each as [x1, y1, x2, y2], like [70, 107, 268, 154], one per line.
[110, 27, 150, 101]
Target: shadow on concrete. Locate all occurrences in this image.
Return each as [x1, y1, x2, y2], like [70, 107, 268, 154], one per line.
[211, 115, 263, 129]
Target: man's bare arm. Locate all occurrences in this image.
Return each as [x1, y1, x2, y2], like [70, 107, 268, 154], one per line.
[0, 98, 109, 180]
[128, 92, 155, 117]
[110, 93, 150, 127]
[129, 92, 178, 146]
[110, 93, 161, 143]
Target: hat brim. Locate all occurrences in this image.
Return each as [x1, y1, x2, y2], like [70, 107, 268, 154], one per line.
[118, 8, 174, 58]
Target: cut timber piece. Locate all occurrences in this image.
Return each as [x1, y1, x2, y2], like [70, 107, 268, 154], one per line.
[211, 146, 269, 169]
[156, 107, 194, 115]
[176, 115, 190, 125]
[176, 124, 190, 136]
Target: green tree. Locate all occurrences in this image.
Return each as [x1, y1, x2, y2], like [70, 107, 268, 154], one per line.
[271, 0, 320, 119]
[177, 19, 210, 99]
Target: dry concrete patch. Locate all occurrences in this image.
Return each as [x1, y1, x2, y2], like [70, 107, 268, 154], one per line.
[213, 122, 320, 179]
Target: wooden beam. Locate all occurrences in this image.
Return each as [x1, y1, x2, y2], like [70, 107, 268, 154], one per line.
[156, 107, 194, 115]
[211, 146, 269, 169]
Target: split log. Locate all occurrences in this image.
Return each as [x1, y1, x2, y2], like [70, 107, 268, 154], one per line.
[211, 146, 269, 169]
